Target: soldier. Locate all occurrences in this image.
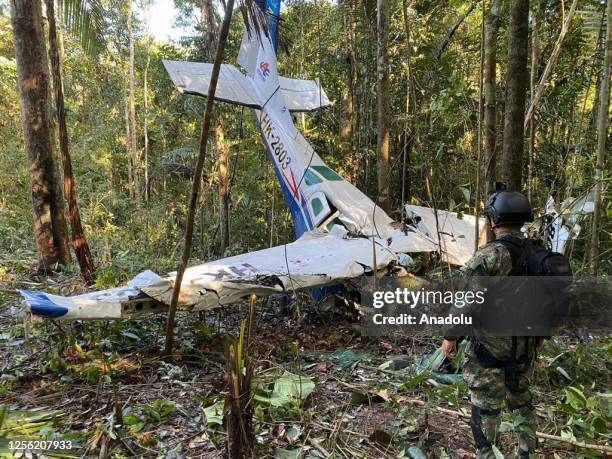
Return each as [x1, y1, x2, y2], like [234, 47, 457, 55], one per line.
[442, 186, 538, 459]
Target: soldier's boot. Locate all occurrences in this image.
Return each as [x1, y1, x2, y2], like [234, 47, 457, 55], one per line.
[470, 405, 501, 459]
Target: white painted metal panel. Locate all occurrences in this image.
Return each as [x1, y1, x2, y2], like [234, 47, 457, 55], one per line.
[162, 60, 262, 108]
[279, 76, 331, 112]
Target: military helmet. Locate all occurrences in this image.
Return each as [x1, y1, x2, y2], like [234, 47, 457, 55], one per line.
[484, 183, 533, 227]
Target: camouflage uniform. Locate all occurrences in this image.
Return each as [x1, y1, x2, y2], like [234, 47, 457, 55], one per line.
[452, 231, 537, 459]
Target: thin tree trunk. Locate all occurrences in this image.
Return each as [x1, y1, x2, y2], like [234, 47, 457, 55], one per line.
[124, 95, 132, 193]
[361, 0, 372, 191]
[501, 0, 529, 191]
[475, 0, 485, 250]
[127, 0, 139, 201]
[376, 0, 390, 212]
[590, 0, 611, 275]
[401, 0, 415, 205]
[46, 0, 95, 283]
[435, 2, 477, 59]
[527, 14, 540, 201]
[201, 0, 230, 254]
[144, 50, 150, 203]
[340, 0, 357, 180]
[201, 0, 216, 57]
[10, 0, 71, 270]
[524, 0, 579, 129]
[216, 117, 230, 253]
[483, 0, 502, 194]
[165, 0, 235, 356]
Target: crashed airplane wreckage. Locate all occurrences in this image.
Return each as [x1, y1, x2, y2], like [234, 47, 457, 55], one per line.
[20, 4, 480, 320]
[19, 2, 590, 321]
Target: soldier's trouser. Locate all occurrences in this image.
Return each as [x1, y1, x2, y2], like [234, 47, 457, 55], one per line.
[463, 352, 537, 459]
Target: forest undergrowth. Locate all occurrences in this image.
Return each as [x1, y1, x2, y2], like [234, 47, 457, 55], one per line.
[0, 266, 610, 458]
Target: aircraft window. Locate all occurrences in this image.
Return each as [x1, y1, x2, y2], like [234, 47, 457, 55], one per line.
[304, 169, 323, 185]
[311, 197, 324, 216]
[312, 165, 343, 181]
[326, 218, 343, 231]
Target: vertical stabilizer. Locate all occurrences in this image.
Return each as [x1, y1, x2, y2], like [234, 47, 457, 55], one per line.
[255, 0, 280, 51]
[237, 7, 280, 105]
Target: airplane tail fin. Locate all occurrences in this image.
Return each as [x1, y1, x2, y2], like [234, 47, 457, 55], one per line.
[254, 0, 280, 52]
[237, 5, 280, 104]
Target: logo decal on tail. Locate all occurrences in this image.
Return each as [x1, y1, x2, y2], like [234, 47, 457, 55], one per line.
[259, 61, 270, 80]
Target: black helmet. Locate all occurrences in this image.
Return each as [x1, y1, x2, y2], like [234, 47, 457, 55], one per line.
[484, 184, 533, 227]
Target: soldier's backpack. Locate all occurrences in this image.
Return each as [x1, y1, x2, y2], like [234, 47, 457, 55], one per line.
[497, 234, 572, 279]
[495, 234, 573, 361]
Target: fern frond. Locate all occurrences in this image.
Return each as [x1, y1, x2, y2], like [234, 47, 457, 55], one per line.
[55, 0, 105, 55]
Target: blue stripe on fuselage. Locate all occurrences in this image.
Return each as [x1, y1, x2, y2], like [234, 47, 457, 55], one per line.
[20, 290, 69, 318]
[253, 110, 313, 237]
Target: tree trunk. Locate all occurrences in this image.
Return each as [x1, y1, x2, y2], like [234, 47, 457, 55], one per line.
[165, 0, 235, 356]
[201, 0, 216, 57]
[590, 0, 611, 275]
[216, 117, 230, 253]
[401, 0, 415, 204]
[124, 95, 132, 193]
[201, 0, 230, 254]
[376, 0, 390, 212]
[483, 0, 502, 194]
[46, 0, 95, 283]
[501, 0, 529, 191]
[127, 0, 140, 201]
[144, 48, 150, 203]
[527, 14, 540, 201]
[340, 0, 357, 180]
[10, 0, 71, 270]
[474, 0, 485, 250]
[435, 2, 477, 59]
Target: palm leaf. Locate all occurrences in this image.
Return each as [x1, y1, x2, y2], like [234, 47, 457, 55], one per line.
[55, 0, 105, 55]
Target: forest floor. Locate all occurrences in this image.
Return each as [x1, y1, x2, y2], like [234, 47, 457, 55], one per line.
[0, 269, 610, 458]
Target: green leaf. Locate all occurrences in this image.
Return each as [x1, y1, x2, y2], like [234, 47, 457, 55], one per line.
[122, 415, 141, 426]
[55, 0, 106, 55]
[491, 445, 505, 459]
[565, 386, 588, 410]
[332, 350, 363, 369]
[417, 347, 446, 373]
[499, 421, 514, 433]
[591, 416, 607, 433]
[286, 425, 301, 443]
[121, 331, 141, 341]
[203, 401, 224, 426]
[274, 447, 301, 459]
[254, 372, 315, 407]
[130, 421, 146, 433]
[458, 186, 471, 203]
[399, 372, 430, 391]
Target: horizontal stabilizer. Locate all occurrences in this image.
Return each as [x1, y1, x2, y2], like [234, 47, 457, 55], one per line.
[163, 60, 331, 113]
[163, 60, 262, 108]
[279, 76, 331, 112]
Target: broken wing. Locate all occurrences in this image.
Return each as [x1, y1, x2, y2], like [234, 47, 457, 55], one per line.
[20, 231, 397, 320]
